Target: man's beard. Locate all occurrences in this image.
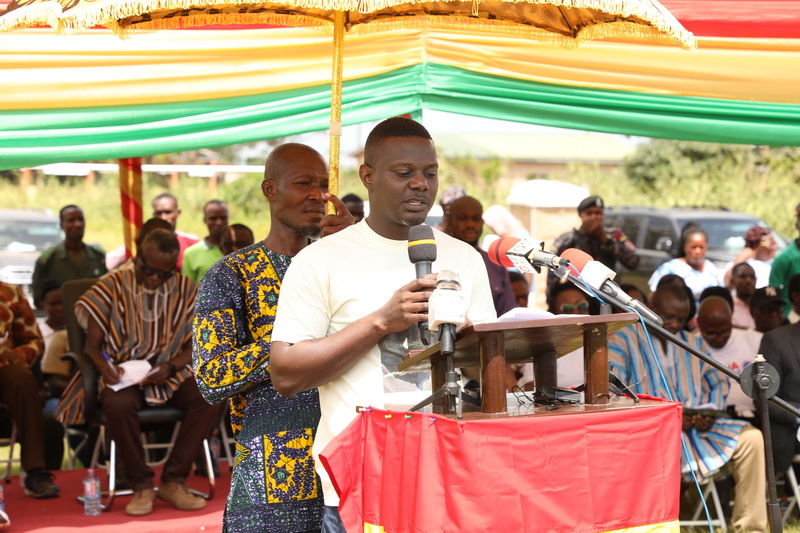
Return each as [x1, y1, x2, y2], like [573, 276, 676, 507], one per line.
[398, 214, 427, 227]
[295, 224, 321, 238]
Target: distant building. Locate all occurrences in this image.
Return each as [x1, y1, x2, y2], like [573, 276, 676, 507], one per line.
[432, 133, 636, 181]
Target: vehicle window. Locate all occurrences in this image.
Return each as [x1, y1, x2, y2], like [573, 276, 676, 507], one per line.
[0, 220, 60, 252]
[676, 218, 754, 253]
[643, 216, 673, 250]
[616, 217, 641, 245]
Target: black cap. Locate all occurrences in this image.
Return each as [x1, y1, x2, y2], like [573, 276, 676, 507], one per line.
[577, 195, 604, 214]
[749, 286, 784, 309]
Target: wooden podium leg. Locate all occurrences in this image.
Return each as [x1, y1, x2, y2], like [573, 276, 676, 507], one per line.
[584, 325, 609, 405]
[533, 351, 557, 390]
[479, 332, 506, 414]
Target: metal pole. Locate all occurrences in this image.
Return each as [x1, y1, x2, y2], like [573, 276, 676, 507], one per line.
[327, 10, 346, 213]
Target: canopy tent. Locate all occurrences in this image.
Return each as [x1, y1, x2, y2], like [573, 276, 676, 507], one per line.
[0, 1, 799, 171]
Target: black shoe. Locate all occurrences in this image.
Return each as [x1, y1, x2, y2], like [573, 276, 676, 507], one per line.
[24, 469, 60, 499]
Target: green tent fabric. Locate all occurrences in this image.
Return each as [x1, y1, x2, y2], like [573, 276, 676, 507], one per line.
[2, 64, 799, 170]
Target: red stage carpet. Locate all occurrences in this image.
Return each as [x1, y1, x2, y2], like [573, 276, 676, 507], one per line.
[2, 467, 230, 532]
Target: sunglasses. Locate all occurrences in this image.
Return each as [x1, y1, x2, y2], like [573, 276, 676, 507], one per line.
[137, 257, 174, 280]
[558, 301, 589, 314]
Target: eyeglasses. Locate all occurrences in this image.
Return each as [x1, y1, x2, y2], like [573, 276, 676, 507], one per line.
[137, 257, 174, 280]
[558, 301, 589, 314]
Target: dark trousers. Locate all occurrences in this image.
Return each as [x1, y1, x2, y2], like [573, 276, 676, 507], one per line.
[322, 505, 347, 533]
[0, 364, 46, 472]
[99, 378, 220, 491]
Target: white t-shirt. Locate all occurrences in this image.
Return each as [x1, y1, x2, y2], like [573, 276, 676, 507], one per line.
[706, 327, 763, 416]
[272, 221, 496, 505]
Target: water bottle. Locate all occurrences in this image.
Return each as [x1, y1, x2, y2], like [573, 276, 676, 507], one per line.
[83, 469, 102, 516]
[0, 483, 8, 529]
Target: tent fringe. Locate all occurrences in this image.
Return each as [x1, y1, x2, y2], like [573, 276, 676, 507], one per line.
[2, 0, 693, 49]
[0, 3, 61, 32]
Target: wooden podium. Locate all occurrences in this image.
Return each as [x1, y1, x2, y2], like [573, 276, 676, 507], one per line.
[398, 312, 638, 414]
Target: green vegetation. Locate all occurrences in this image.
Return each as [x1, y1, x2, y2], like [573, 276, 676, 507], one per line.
[2, 140, 799, 251]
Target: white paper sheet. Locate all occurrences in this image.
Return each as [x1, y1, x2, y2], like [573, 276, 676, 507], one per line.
[107, 360, 153, 391]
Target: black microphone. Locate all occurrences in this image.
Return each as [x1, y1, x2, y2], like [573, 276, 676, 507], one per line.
[408, 225, 436, 344]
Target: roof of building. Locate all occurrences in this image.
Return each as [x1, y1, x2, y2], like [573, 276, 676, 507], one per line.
[432, 133, 636, 163]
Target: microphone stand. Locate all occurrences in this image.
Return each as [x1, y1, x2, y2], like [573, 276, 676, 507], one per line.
[564, 271, 798, 533]
[409, 323, 479, 420]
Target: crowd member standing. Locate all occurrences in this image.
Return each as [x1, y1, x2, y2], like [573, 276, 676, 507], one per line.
[729, 262, 757, 329]
[270, 117, 496, 529]
[193, 143, 353, 532]
[549, 195, 639, 305]
[152, 193, 199, 270]
[769, 202, 800, 317]
[32, 205, 106, 298]
[446, 196, 516, 316]
[219, 223, 255, 256]
[341, 193, 365, 223]
[724, 225, 777, 289]
[649, 222, 722, 303]
[182, 199, 228, 282]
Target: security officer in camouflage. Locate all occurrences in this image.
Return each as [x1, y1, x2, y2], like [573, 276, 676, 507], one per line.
[547, 195, 639, 305]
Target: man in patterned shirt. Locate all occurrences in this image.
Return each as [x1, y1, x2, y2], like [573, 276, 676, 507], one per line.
[0, 281, 60, 499]
[193, 143, 353, 532]
[548, 195, 639, 305]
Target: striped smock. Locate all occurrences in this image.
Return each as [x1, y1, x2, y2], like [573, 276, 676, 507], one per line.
[608, 323, 747, 481]
[56, 269, 197, 425]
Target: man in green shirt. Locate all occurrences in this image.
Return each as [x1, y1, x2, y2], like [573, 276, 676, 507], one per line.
[769, 202, 800, 317]
[32, 205, 106, 298]
[181, 199, 228, 282]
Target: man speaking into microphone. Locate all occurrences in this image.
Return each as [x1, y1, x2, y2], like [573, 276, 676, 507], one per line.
[269, 117, 495, 532]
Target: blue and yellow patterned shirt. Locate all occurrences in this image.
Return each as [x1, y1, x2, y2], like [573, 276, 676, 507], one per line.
[193, 242, 322, 532]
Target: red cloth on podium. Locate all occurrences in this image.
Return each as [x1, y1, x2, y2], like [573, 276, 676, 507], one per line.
[319, 400, 681, 533]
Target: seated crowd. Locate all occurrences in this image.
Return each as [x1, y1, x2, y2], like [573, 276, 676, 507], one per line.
[3, 138, 799, 533]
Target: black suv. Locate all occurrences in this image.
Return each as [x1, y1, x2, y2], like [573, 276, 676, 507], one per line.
[603, 207, 788, 291]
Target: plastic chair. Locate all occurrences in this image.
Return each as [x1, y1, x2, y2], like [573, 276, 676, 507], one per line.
[780, 454, 800, 524]
[680, 478, 729, 532]
[60, 278, 215, 511]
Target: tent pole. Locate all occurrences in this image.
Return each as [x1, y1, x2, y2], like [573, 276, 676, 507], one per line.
[327, 10, 345, 213]
[117, 158, 143, 260]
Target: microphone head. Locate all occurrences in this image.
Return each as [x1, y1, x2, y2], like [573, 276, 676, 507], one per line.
[487, 237, 520, 268]
[560, 248, 593, 272]
[408, 225, 437, 263]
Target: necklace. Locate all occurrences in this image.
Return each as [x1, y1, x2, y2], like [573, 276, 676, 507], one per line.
[129, 279, 171, 323]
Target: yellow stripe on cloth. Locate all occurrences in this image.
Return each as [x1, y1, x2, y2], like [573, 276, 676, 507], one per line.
[601, 520, 680, 533]
[1, 27, 799, 111]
